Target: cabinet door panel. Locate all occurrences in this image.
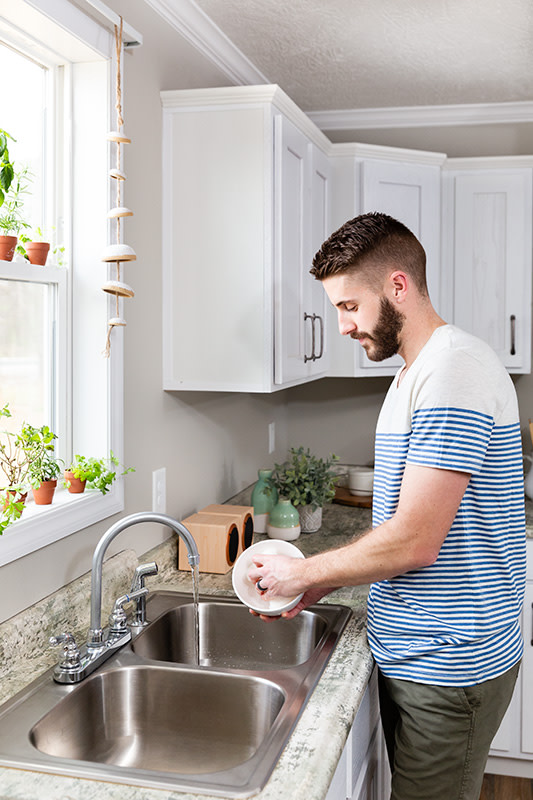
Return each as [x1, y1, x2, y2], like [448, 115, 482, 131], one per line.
[522, 582, 533, 754]
[453, 171, 532, 372]
[357, 159, 441, 376]
[308, 144, 331, 376]
[274, 114, 309, 385]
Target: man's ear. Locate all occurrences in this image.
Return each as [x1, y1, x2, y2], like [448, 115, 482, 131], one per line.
[388, 270, 409, 303]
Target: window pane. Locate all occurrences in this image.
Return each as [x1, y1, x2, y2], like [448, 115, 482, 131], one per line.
[0, 279, 53, 434]
[0, 43, 46, 230]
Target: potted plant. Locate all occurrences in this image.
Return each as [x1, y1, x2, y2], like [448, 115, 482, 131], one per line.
[268, 446, 339, 533]
[64, 451, 134, 495]
[0, 165, 31, 261]
[0, 405, 30, 532]
[18, 422, 62, 505]
[23, 226, 50, 266]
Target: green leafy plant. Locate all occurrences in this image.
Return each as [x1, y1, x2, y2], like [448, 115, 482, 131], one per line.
[0, 165, 32, 240]
[0, 405, 30, 534]
[17, 422, 62, 488]
[0, 129, 15, 207]
[267, 446, 339, 511]
[0, 405, 30, 489]
[64, 452, 134, 494]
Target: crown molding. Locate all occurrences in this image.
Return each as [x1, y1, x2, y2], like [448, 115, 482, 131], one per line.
[143, 0, 268, 85]
[444, 155, 533, 170]
[330, 141, 447, 166]
[308, 101, 533, 131]
[161, 84, 332, 152]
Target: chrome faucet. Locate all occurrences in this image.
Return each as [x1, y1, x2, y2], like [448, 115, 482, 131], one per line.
[50, 512, 200, 683]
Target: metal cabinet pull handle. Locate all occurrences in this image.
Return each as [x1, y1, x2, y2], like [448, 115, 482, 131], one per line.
[314, 314, 324, 360]
[510, 315, 516, 356]
[304, 312, 315, 363]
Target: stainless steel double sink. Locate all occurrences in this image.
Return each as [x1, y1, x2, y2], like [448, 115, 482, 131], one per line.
[0, 590, 351, 797]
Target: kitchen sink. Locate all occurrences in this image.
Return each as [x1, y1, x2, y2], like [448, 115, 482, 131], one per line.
[0, 591, 351, 796]
[31, 665, 285, 775]
[132, 596, 328, 669]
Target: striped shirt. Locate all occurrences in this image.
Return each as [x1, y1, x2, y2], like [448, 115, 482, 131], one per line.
[367, 325, 526, 686]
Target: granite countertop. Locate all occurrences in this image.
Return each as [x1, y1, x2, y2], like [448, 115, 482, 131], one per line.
[0, 499, 374, 800]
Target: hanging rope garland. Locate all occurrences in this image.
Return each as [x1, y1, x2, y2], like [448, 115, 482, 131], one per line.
[103, 17, 136, 357]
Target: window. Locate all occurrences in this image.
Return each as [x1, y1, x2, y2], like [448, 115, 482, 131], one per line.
[0, 40, 64, 446]
[0, 0, 141, 565]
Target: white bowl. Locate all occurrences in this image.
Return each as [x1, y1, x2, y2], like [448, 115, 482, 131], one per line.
[348, 466, 374, 496]
[232, 539, 305, 616]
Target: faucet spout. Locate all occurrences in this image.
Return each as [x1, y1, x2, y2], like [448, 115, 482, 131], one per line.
[88, 512, 200, 646]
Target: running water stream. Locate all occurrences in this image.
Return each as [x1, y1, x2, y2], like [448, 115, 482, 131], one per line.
[191, 563, 200, 665]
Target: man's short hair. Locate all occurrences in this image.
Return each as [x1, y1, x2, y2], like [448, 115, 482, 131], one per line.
[310, 212, 428, 295]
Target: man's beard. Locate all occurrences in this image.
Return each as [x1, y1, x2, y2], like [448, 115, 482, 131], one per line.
[351, 297, 405, 362]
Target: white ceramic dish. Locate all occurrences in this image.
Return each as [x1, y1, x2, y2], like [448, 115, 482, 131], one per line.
[348, 466, 374, 496]
[232, 539, 305, 616]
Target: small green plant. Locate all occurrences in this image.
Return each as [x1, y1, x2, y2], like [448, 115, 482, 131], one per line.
[0, 405, 30, 534]
[64, 452, 134, 494]
[268, 446, 339, 511]
[21, 226, 66, 266]
[0, 165, 32, 241]
[0, 129, 15, 206]
[0, 404, 30, 490]
[17, 422, 62, 488]
[0, 488, 26, 535]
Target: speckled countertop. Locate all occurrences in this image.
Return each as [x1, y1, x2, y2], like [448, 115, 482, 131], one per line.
[0, 495, 531, 800]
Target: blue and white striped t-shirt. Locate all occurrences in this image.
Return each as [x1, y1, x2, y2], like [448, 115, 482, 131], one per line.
[367, 325, 526, 686]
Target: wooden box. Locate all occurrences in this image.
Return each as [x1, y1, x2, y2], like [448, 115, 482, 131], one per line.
[178, 512, 241, 574]
[199, 504, 254, 556]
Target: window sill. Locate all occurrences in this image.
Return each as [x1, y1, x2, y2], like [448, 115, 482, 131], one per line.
[0, 484, 124, 566]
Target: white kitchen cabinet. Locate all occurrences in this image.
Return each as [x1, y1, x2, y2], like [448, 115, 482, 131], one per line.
[354, 155, 443, 377]
[326, 145, 445, 379]
[161, 85, 330, 393]
[487, 539, 533, 778]
[325, 667, 391, 800]
[274, 114, 331, 385]
[442, 160, 533, 374]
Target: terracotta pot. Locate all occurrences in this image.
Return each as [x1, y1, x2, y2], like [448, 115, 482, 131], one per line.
[25, 241, 50, 266]
[0, 235, 17, 262]
[64, 470, 86, 494]
[32, 479, 57, 505]
[2, 489, 28, 511]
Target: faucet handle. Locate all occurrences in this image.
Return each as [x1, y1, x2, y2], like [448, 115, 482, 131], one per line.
[130, 561, 158, 592]
[108, 588, 149, 635]
[50, 632, 82, 670]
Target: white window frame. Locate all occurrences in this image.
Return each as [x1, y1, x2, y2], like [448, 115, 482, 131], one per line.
[0, 0, 141, 566]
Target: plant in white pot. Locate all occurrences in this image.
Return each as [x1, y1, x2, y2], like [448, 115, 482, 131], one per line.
[267, 446, 339, 533]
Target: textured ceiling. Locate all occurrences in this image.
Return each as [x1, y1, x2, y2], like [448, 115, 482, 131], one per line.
[193, 0, 533, 112]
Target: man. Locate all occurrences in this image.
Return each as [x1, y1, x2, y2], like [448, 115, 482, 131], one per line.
[249, 212, 526, 800]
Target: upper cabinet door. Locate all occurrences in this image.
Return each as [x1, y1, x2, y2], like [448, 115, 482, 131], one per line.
[274, 115, 331, 385]
[355, 158, 441, 376]
[307, 143, 331, 377]
[274, 114, 309, 385]
[451, 169, 532, 373]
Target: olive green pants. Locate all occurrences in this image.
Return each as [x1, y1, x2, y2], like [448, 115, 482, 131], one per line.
[378, 662, 520, 800]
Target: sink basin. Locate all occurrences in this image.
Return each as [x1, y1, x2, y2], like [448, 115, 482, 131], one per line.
[31, 665, 284, 775]
[0, 591, 351, 796]
[132, 600, 327, 669]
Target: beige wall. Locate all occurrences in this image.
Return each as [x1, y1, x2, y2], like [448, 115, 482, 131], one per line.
[0, 0, 531, 622]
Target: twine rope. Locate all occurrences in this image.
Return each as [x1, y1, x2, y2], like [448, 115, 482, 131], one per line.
[103, 17, 125, 358]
